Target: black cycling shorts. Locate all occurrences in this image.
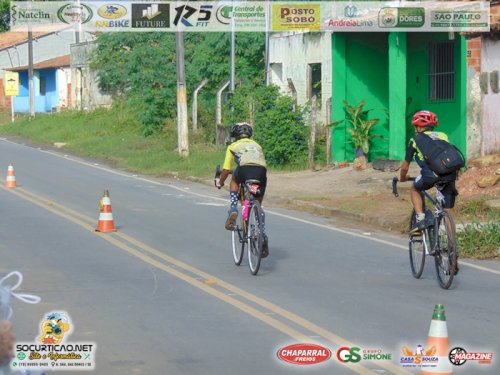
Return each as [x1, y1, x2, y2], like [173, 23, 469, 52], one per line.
[413, 173, 458, 209]
[233, 165, 267, 197]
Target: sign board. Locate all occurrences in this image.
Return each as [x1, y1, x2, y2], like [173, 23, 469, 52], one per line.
[4, 72, 19, 96]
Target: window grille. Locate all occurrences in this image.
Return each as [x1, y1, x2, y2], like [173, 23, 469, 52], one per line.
[428, 42, 455, 102]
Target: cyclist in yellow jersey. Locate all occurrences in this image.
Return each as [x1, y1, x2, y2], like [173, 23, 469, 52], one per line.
[400, 110, 458, 233]
[216, 122, 269, 257]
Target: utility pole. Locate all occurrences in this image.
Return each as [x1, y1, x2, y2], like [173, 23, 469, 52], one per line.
[176, 30, 189, 157]
[264, 0, 270, 85]
[230, 0, 235, 93]
[28, 1, 35, 118]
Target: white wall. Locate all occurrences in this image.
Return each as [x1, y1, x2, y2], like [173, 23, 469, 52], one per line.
[269, 31, 332, 124]
[0, 31, 95, 79]
[480, 38, 500, 155]
[57, 68, 71, 109]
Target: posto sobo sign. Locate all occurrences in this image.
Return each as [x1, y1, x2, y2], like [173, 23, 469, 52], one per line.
[273, 4, 320, 30]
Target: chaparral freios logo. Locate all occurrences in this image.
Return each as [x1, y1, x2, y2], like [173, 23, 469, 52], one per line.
[277, 343, 331, 365]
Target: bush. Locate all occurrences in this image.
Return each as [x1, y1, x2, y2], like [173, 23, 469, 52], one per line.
[223, 84, 308, 166]
[254, 95, 308, 166]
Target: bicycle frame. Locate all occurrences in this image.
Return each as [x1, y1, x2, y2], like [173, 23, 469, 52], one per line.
[238, 181, 260, 239]
[421, 187, 446, 254]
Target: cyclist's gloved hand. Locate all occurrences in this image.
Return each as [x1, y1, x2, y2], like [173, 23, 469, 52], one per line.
[214, 178, 222, 189]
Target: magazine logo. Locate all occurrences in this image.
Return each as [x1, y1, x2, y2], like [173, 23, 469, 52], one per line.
[131, 3, 170, 28]
[449, 347, 493, 366]
[277, 343, 331, 365]
[57, 3, 93, 25]
[97, 4, 127, 19]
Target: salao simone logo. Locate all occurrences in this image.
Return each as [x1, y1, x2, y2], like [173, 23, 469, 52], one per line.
[277, 343, 331, 365]
[11, 311, 96, 371]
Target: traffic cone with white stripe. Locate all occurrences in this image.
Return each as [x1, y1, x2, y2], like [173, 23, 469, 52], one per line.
[421, 304, 453, 375]
[5, 164, 16, 188]
[96, 189, 116, 232]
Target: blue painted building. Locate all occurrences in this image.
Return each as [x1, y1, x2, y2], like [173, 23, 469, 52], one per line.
[7, 55, 71, 113]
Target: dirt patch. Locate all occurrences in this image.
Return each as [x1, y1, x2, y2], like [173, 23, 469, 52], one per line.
[265, 160, 499, 233]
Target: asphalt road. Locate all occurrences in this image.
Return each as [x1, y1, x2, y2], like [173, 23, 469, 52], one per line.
[0, 138, 499, 375]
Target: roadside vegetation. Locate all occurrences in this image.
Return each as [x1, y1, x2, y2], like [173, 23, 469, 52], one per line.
[456, 198, 500, 259]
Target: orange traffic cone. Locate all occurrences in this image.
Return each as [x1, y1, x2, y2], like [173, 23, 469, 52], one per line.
[96, 189, 116, 232]
[421, 304, 453, 375]
[5, 164, 16, 188]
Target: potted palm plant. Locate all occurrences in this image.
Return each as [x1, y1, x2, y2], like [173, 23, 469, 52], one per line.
[332, 100, 383, 169]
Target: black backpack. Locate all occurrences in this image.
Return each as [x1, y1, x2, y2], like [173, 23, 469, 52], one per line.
[413, 133, 465, 175]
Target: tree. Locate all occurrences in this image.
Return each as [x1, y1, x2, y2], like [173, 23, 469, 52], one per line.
[0, 0, 10, 32]
[91, 33, 177, 136]
[91, 32, 266, 136]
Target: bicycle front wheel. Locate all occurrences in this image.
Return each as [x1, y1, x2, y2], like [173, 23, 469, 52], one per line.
[231, 206, 245, 266]
[434, 211, 457, 289]
[409, 209, 426, 278]
[247, 202, 264, 275]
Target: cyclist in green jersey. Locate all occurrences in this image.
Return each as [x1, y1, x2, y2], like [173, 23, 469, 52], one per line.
[216, 122, 269, 257]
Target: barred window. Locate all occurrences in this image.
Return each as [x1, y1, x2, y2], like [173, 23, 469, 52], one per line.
[428, 42, 455, 102]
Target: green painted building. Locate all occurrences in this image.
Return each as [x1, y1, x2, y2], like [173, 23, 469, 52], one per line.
[331, 32, 467, 162]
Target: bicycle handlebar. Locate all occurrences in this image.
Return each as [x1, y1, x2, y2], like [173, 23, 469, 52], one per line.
[392, 176, 416, 198]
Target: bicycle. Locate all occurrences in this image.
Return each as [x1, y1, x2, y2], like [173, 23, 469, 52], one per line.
[392, 177, 458, 289]
[215, 165, 266, 275]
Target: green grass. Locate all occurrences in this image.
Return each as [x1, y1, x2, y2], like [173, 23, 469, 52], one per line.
[0, 106, 225, 179]
[458, 221, 500, 259]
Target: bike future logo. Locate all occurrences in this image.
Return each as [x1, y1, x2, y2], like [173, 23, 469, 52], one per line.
[277, 343, 331, 365]
[95, 4, 129, 28]
[131, 3, 170, 29]
[57, 3, 93, 25]
[449, 347, 493, 366]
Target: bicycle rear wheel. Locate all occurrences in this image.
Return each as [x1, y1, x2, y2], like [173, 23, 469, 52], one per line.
[231, 206, 245, 266]
[247, 201, 264, 275]
[409, 209, 426, 278]
[434, 211, 457, 289]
